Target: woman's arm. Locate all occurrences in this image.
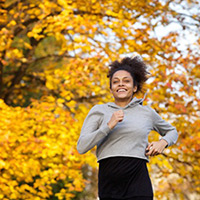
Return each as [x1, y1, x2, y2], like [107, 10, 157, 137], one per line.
[145, 107, 178, 156]
[77, 105, 111, 154]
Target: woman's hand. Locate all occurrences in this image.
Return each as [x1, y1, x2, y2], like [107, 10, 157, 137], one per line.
[145, 139, 168, 156]
[107, 110, 124, 129]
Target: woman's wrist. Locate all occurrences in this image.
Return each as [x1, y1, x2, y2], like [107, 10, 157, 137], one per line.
[160, 139, 168, 148]
[107, 122, 114, 130]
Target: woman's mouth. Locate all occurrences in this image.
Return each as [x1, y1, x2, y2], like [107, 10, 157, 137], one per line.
[117, 88, 127, 92]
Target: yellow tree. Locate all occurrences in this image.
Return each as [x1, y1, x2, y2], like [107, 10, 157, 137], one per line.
[0, 0, 199, 199]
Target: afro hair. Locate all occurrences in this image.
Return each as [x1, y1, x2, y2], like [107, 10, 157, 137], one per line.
[107, 56, 149, 94]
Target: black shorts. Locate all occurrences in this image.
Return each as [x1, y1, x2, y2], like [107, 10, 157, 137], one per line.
[98, 157, 153, 199]
[100, 197, 152, 200]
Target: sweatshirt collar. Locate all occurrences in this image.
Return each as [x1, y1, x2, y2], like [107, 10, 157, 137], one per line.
[107, 97, 144, 109]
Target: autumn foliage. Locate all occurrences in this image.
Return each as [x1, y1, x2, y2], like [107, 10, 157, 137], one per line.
[0, 0, 199, 199]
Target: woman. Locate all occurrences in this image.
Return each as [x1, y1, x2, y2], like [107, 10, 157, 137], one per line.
[77, 56, 178, 200]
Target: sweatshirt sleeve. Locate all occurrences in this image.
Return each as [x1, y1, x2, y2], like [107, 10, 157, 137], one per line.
[77, 105, 111, 154]
[150, 108, 178, 147]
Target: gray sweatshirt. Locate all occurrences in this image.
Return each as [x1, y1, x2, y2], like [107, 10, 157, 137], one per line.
[77, 97, 178, 162]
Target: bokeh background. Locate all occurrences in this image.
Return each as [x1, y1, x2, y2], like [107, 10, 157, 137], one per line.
[0, 0, 199, 199]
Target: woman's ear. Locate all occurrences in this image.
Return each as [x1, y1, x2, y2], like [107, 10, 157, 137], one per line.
[133, 85, 137, 92]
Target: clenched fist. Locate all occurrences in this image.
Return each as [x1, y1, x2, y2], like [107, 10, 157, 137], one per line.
[107, 110, 124, 129]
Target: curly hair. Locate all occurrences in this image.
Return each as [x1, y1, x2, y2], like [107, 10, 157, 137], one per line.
[107, 56, 149, 94]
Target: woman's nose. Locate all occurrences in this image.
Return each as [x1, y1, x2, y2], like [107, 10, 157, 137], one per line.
[118, 81, 124, 86]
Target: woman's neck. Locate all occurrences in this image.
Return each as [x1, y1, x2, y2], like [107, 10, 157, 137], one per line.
[114, 97, 133, 108]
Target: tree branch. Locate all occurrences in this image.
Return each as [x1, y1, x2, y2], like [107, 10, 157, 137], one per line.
[0, 59, 3, 94]
[28, 53, 75, 65]
[4, 64, 28, 104]
[177, 12, 200, 23]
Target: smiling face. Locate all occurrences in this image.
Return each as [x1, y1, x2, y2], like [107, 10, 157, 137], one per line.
[110, 70, 137, 103]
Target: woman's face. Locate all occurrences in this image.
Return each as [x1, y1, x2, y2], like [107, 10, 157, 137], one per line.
[110, 70, 137, 101]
